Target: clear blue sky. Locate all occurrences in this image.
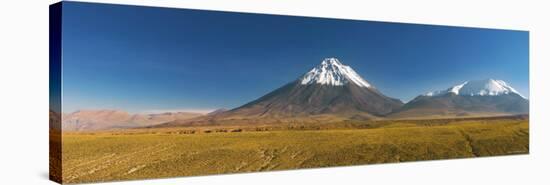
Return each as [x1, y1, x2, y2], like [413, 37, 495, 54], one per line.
[61, 2, 529, 113]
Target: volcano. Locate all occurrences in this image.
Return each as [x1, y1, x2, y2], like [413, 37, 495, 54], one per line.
[160, 58, 403, 126]
[227, 58, 403, 117]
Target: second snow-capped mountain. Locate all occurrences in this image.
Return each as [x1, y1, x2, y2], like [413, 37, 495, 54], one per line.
[392, 79, 528, 118]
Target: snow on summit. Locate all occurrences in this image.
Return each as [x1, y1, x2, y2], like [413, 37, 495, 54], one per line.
[425, 79, 525, 98]
[300, 58, 372, 88]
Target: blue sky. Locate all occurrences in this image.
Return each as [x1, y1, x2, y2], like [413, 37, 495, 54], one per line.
[61, 2, 529, 113]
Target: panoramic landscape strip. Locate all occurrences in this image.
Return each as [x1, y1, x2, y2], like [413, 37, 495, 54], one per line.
[50, 2, 529, 184]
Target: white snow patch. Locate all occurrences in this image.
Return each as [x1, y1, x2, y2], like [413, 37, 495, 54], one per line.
[300, 58, 372, 88]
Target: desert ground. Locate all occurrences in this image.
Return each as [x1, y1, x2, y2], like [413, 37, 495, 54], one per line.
[59, 115, 528, 183]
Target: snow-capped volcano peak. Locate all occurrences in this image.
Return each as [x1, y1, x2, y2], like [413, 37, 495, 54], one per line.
[300, 58, 372, 88]
[425, 79, 525, 99]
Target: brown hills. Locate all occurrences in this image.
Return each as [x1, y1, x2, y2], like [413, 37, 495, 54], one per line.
[62, 110, 203, 131]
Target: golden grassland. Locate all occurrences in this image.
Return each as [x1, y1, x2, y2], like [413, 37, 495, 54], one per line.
[59, 117, 528, 183]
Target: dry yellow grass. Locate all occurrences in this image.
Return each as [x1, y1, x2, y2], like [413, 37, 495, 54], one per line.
[60, 117, 528, 183]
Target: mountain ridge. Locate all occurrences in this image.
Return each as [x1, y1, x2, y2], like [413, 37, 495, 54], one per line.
[425, 79, 526, 98]
[62, 109, 204, 131]
[67, 59, 528, 129]
[390, 79, 528, 118]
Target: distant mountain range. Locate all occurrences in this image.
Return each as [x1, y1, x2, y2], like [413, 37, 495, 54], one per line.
[54, 58, 528, 130]
[392, 79, 528, 118]
[159, 58, 528, 127]
[61, 110, 204, 131]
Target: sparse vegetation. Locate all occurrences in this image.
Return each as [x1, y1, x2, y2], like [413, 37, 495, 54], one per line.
[60, 116, 528, 184]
